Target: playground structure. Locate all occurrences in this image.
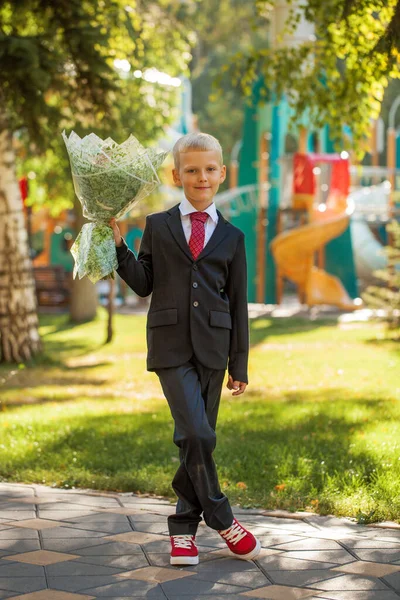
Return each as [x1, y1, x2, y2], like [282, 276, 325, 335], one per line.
[216, 108, 400, 308]
[213, 0, 400, 309]
[21, 2, 400, 312]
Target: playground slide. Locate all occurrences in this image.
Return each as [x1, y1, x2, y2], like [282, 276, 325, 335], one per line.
[270, 210, 361, 310]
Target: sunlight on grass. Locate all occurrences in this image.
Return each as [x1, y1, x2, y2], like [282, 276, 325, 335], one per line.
[1, 308, 399, 522]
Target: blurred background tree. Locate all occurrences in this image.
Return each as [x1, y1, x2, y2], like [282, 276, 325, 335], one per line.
[229, 0, 400, 157]
[0, 0, 191, 362]
[186, 0, 266, 185]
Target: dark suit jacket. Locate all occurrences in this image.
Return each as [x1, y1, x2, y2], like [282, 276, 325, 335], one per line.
[115, 203, 249, 383]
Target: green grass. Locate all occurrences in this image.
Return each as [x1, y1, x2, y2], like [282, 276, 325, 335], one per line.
[1, 309, 400, 523]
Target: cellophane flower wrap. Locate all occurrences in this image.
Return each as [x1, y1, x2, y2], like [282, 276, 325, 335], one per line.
[62, 130, 168, 283]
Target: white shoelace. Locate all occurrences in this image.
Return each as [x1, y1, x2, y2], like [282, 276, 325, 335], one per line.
[172, 534, 195, 549]
[219, 520, 247, 545]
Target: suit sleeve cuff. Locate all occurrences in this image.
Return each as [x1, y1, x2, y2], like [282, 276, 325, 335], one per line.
[115, 237, 129, 262]
[228, 352, 248, 384]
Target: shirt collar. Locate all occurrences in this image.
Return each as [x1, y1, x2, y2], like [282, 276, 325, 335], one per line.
[179, 197, 218, 224]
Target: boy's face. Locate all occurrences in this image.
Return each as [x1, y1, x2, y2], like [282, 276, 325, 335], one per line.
[172, 150, 226, 210]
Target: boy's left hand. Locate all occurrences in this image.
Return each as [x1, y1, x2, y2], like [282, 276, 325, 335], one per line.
[227, 375, 247, 396]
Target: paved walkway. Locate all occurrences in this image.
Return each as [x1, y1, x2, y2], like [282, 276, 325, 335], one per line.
[0, 483, 399, 600]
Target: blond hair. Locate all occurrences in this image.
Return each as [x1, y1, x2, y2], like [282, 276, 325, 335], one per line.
[173, 132, 223, 169]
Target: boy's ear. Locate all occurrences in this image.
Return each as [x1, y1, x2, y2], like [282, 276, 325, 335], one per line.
[220, 164, 227, 183]
[172, 168, 181, 186]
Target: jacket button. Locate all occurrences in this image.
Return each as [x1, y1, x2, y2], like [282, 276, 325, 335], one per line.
[193, 264, 198, 270]
[193, 282, 198, 288]
[193, 301, 199, 307]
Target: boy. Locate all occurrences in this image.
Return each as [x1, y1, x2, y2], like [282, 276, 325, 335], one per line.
[109, 132, 260, 566]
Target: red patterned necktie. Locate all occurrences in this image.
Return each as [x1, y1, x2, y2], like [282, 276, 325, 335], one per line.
[189, 211, 209, 260]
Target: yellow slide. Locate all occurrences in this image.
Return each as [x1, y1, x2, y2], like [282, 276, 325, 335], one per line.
[270, 208, 361, 311]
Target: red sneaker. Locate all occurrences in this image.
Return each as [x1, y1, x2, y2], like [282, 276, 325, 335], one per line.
[218, 518, 261, 560]
[170, 534, 199, 565]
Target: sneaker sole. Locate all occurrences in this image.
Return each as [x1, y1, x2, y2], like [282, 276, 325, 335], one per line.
[170, 555, 199, 565]
[229, 537, 261, 561]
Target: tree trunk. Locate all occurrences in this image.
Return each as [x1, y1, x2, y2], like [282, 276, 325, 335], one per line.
[0, 122, 42, 363]
[69, 197, 98, 323]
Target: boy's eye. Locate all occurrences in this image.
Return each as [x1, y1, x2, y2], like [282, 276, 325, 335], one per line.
[208, 167, 216, 171]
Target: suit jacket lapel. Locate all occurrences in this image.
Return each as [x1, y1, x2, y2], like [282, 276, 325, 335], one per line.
[197, 210, 230, 261]
[166, 204, 193, 261]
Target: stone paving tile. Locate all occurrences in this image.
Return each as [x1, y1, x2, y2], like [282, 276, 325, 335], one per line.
[52, 521, 133, 535]
[0, 563, 45, 577]
[270, 570, 346, 588]
[381, 570, 400, 590]
[73, 552, 149, 570]
[10, 519, 65, 531]
[0, 541, 41, 554]
[307, 574, 391, 591]
[274, 539, 344, 551]
[240, 584, 317, 598]
[37, 495, 119, 507]
[93, 508, 148, 517]
[128, 514, 168, 523]
[76, 579, 166, 597]
[118, 565, 196, 583]
[45, 560, 125, 577]
[1, 484, 400, 599]
[0, 591, 96, 600]
[46, 575, 122, 592]
[257, 535, 308, 547]
[342, 539, 400, 549]
[1, 497, 61, 506]
[128, 522, 169, 535]
[311, 593, 400, 600]
[256, 555, 337, 571]
[1, 550, 80, 565]
[40, 527, 109, 539]
[74, 542, 146, 556]
[353, 548, 400, 563]
[161, 595, 252, 600]
[37, 511, 97, 520]
[0, 590, 21, 599]
[0, 513, 36, 521]
[1, 590, 94, 600]
[283, 550, 356, 565]
[104, 531, 166, 545]
[332, 561, 400, 577]
[41, 538, 114, 553]
[0, 577, 47, 594]
[63, 514, 131, 524]
[161, 578, 250, 596]
[185, 568, 269, 588]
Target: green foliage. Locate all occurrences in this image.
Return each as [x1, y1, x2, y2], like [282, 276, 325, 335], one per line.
[188, 0, 266, 178]
[363, 220, 400, 330]
[0, 0, 191, 147]
[230, 0, 400, 156]
[2, 0, 193, 215]
[1, 312, 400, 521]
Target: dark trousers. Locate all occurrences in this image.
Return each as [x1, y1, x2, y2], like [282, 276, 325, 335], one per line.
[155, 355, 234, 536]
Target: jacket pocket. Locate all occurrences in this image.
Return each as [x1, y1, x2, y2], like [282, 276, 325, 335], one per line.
[148, 308, 178, 328]
[209, 310, 232, 329]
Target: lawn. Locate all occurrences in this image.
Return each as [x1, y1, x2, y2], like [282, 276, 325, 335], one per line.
[1, 308, 399, 523]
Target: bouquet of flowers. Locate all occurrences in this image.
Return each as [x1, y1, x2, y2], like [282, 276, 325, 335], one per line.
[62, 130, 168, 283]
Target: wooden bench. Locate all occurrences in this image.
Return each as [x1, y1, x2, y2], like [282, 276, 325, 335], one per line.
[33, 266, 71, 307]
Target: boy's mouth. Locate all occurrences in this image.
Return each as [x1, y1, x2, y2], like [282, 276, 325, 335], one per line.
[195, 187, 211, 189]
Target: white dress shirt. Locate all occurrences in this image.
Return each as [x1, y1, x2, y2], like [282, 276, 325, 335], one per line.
[179, 197, 219, 248]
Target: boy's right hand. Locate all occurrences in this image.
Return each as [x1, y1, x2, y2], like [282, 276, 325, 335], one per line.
[109, 218, 123, 247]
